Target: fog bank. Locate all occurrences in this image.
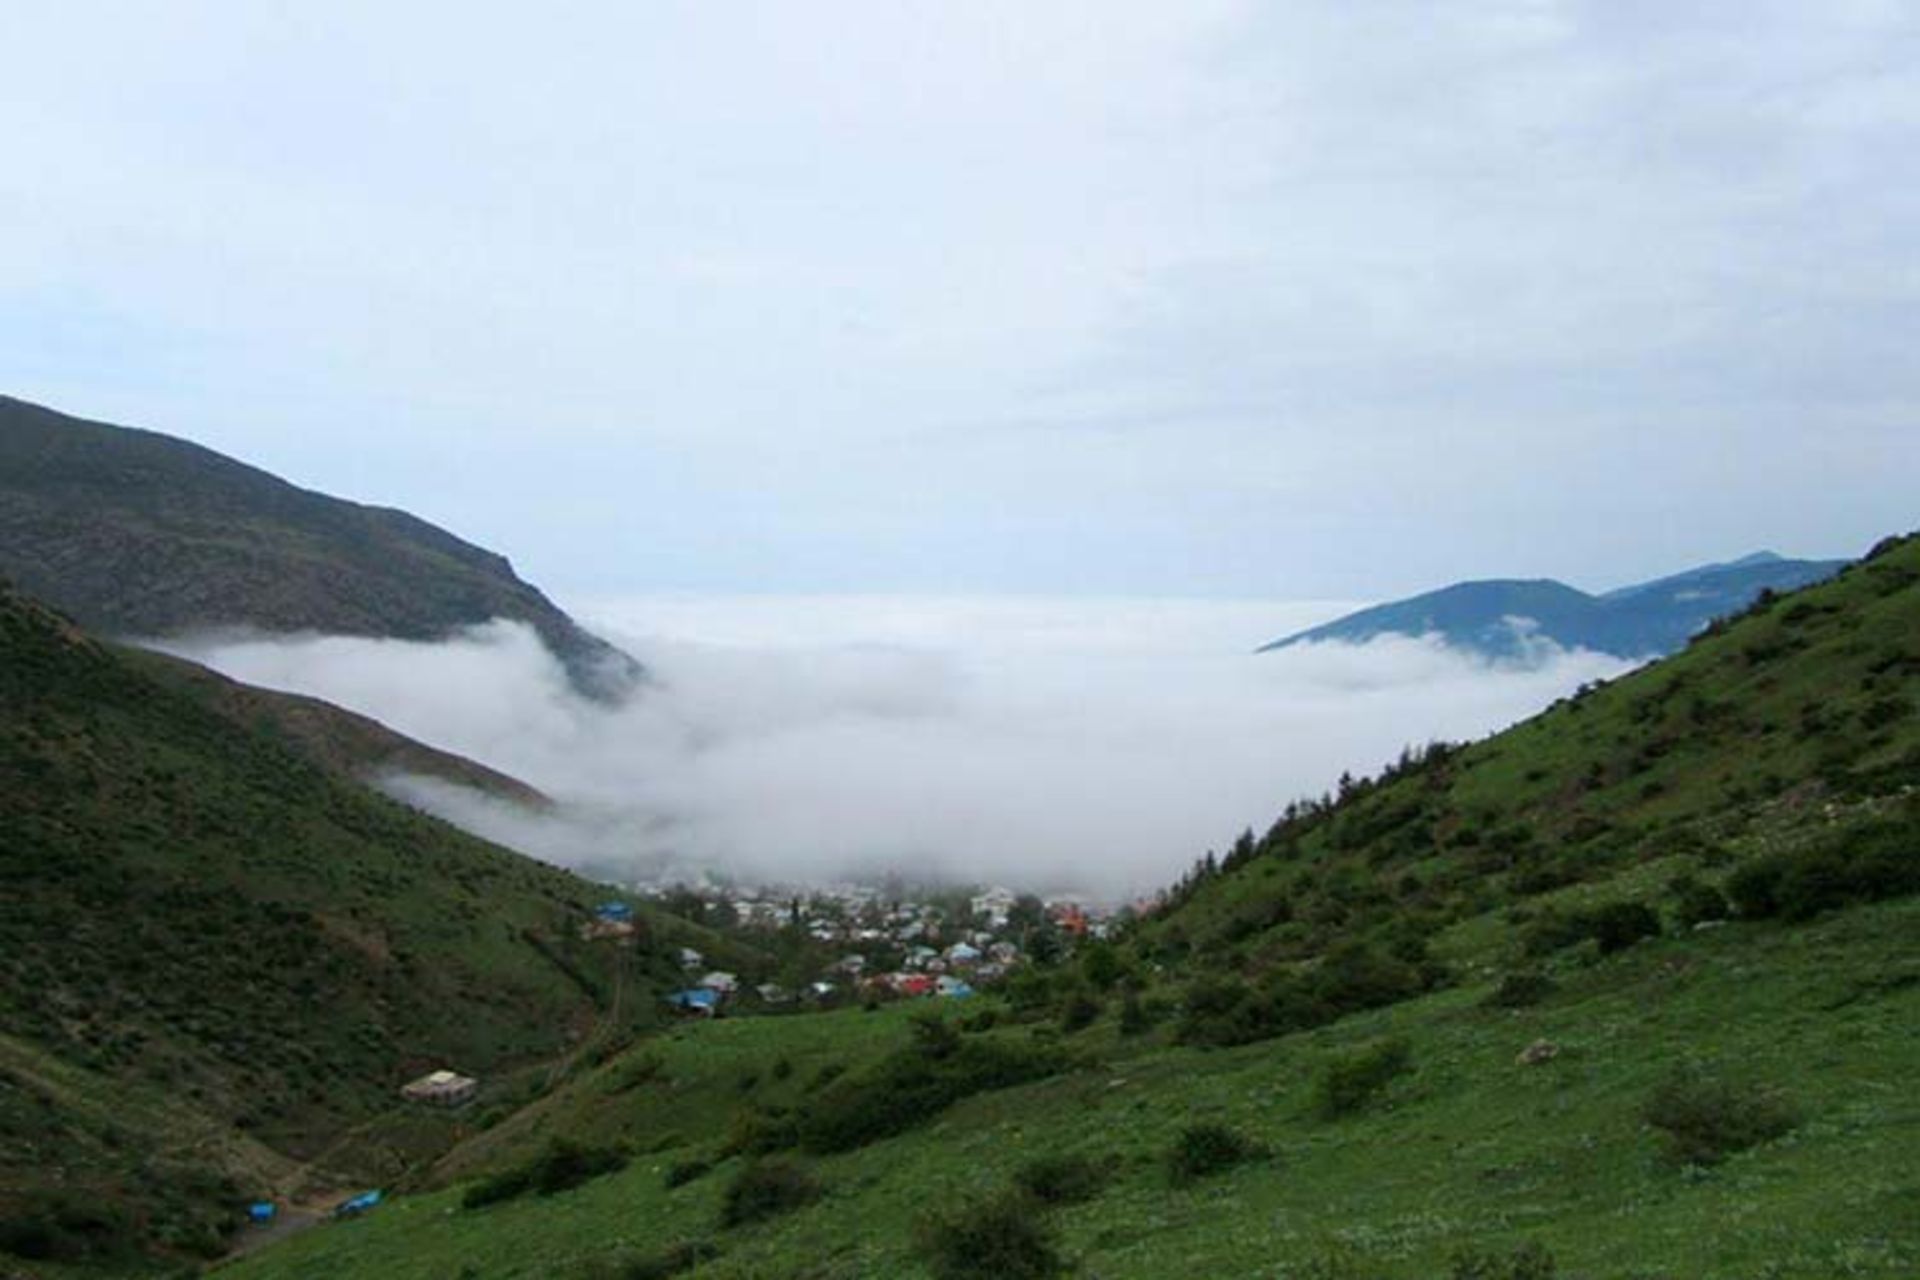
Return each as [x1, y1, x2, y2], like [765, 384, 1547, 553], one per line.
[152, 596, 1632, 895]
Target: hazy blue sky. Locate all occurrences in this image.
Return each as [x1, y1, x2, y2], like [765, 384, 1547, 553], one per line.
[5, 2, 1916, 598]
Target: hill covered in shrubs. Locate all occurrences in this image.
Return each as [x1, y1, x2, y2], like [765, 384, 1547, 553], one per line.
[0, 583, 716, 1267]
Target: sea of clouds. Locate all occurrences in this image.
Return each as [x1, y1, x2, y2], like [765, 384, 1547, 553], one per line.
[149, 596, 1632, 898]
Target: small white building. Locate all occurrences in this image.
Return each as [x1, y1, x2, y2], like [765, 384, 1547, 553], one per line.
[401, 1069, 478, 1107]
[698, 971, 739, 995]
[678, 947, 705, 970]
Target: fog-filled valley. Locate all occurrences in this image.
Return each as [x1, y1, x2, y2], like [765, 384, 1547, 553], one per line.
[152, 595, 1632, 894]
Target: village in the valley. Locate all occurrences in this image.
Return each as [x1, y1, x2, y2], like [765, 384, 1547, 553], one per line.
[584, 880, 1135, 1017]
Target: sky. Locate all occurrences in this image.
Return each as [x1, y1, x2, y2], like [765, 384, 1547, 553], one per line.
[3, 3, 1917, 600]
[155, 597, 1633, 895]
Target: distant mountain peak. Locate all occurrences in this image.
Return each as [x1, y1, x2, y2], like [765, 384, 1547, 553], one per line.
[1259, 551, 1851, 662]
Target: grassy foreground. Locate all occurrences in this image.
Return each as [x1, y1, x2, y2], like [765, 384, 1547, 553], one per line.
[223, 895, 1919, 1279]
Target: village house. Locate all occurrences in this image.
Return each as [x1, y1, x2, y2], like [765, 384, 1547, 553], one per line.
[698, 970, 739, 995]
[400, 1069, 478, 1107]
[944, 941, 982, 968]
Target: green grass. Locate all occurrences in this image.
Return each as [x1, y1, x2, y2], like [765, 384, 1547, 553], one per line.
[218, 899, 1920, 1279]
[0, 584, 739, 1264]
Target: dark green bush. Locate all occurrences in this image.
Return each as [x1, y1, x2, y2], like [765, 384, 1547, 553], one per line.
[913, 1192, 1067, 1280]
[1585, 902, 1661, 955]
[1313, 1038, 1413, 1120]
[663, 1157, 713, 1189]
[579, 1239, 722, 1279]
[1728, 820, 1920, 922]
[718, 1159, 821, 1228]
[797, 1036, 1072, 1154]
[1058, 990, 1102, 1033]
[1176, 944, 1436, 1050]
[1012, 1152, 1110, 1206]
[1167, 1122, 1265, 1185]
[1522, 900, 1661, 957]
[0, 1194, 137, 1262]
[1667, 875, 1731, 928]
[463, 1139, 629, 1209]
[1449, 1241, 1557, 1279]
[1642, 1068, 1800, 1165]
[1484, 971, 1556, 1009]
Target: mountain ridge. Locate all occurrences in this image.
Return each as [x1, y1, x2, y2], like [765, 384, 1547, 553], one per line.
[0, 394, 642, 702]
[1259, 552, 1849, 660]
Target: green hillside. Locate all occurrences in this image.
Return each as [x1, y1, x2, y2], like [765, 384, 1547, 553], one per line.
[0, 394, 641, 702]
[219, 533, 1920, 1280]
[126, 647, 552, 811]
[0, 585, 727, 1270]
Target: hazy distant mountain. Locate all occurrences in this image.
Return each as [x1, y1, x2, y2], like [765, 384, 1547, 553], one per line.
[0, 395, 642, 701]
[1258, 552, 1849, 661]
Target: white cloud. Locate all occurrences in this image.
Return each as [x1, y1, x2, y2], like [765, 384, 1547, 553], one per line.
[2, 3, 1913, 598]
[149, 596, 1631, 897]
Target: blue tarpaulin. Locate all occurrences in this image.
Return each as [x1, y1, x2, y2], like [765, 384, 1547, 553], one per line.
[595, 901, 635, 921]
[334, 1190, 382, 1217]
[247, 1201, 276, 1224]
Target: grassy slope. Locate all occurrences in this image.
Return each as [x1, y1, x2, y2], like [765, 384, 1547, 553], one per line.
[0, 586, 736, 1266]
[221, 902, 1919, 1279]
[1154, 533, 1920, 967]
[126, 647, 553, 810]
[224, 534, 1920, 1279]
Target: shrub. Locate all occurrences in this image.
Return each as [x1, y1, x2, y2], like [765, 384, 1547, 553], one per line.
[797, 1036, 1072, 1153]
[718, 1159, 821, 1228]
[463, 1139, 629, 1208]
[1313, 1038, 1413, 1120]
[1728, 820, 1920, 922]
[1519, 910, 1590, 958]
[579, 1239, 722, 1279]
[1484, 971, 1556, 1009]
[1167, 1122, 1265, 1185]
[1012, 1152, 1109, 1206]
[1058, 990, 1102, 1033]
[1642, 1068, 1800, 1165]
[663, 1157, 713, 1189]
[1118, 987, 1151, 1036]
[720, 1105, 799, 1157]
[1585, 902, 1661, 955]
[1667, 875, 1731, 928]
[1449, 1241, 1557, 1279]
[914, 1192, 1067, 1280]
[0, 1194, 137, 1262]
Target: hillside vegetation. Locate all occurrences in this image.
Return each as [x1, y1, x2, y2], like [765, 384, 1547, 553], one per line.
[0, 585, 726, 1269]
[221, 533, 1920, 1279]
[0, 395, 641, 702]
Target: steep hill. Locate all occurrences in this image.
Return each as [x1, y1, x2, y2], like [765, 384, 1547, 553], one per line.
[0, 584, 717, 1268]
[1259, 551, 1847, 661]
[220, 533, 1920, 1280]
[128, 647, 552, 810]
[0, 395, 641, 702]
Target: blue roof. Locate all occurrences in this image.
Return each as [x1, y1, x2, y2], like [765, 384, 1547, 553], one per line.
[595, 901, 635, 920]
[247, 1202, 276, 1222]
[668, 989, 719, 1009]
